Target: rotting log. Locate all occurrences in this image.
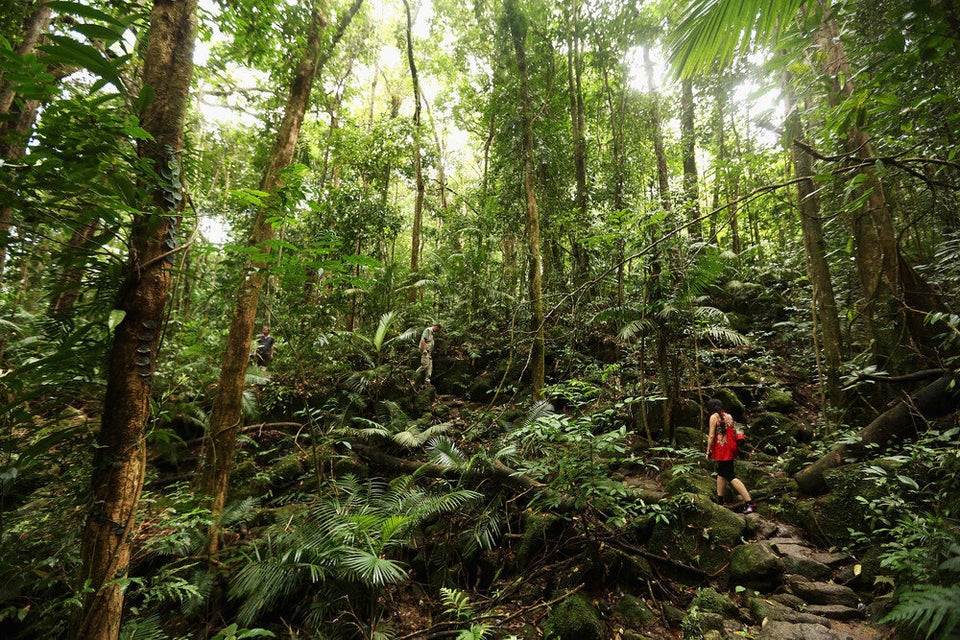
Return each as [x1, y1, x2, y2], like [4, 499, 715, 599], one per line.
[794, 371, 960, 495]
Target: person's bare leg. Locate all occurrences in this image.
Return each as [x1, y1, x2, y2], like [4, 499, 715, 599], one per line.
[730, 478, 752, 502]
[716, 476, 728, 502]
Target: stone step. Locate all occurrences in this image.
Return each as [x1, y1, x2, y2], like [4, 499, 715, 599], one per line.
[805, 604, 865, 621]
[758, 620, 844, 640]
[785, 575, 861, 608]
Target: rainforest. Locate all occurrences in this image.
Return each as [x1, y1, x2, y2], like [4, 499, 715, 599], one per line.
[2, 0, 960, 639]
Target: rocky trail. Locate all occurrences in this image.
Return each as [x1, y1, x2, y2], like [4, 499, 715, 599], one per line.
[614, 469, 891, 640]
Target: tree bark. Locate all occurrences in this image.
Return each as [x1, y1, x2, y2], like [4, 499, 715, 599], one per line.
[794, 372, 960, 495]
[782, 77, 844, 404]
[403, 0, 425, 301]
[680, 78, 701, 241]
[198, 1, 328, 558]
[506, 0, 545, 400]
[0, 1, 53, 275]
[71, 1, 197, 638]
[814, 11, 909, 369]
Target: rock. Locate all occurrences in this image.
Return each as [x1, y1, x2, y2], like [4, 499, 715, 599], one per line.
[804, 604, 864, 621]
[770, 543, 834, 580]
[770, 541, 850, 567]
[748, 598, 831, 626]
[542, 593, 603, 640]
[729, 542, 784, 591]
[786, 576, 860, 608]
[691, 586, 739, 617]
[758, 620, 841, 640]
[761, 388, 795, 412]
[768, 593, 808, 610]
[615, 594, 658, 627]
[648, 493, 747, 575]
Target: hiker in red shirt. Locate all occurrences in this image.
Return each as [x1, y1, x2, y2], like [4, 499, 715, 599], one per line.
[706, 397, 757, 514]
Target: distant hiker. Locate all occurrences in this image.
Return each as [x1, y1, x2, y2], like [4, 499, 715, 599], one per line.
[254, 325, 275, 370]
[706, 397, 756, 514]
[416, 323, 440, 385]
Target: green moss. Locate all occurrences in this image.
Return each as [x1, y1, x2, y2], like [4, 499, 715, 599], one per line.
[517, 511, 561, 570]
[761, 388, 794, 412]
[543, 594, 603, 640]
[615, 594, 657, 627]
[270, 454, 303, 483]
[648, 493, 746, 574]
[690, 587, 738, 616]
[665, 471, 715, 497]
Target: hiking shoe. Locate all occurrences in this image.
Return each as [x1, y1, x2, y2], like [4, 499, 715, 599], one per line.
[743, 502, 757, 514]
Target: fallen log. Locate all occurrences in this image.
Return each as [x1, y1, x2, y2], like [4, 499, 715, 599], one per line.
[794, 372, 960, 495]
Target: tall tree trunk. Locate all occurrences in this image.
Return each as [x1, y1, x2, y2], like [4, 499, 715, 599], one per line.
[49, 219, 102, 319]
[198, 1, 328, 558]
[815, 12, 910, 369]
[0, 1, 53, 275]
[565, 0, 589, 283]
[506, 0, 544, 400]
[644, 47, 671, 217]
[601, 62, 627, 304]
[782, 73, 844, 404]
[403, 0, 425, 301]
[71, 1, 197, 638]
[680, 78, 701, 241]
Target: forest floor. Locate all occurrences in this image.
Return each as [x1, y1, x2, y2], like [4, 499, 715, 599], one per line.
[334, 389, 898, 640]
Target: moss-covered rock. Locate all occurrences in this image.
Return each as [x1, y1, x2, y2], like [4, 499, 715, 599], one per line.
[691, 587, 739, 617]
[728, 542, 784, 591]
[761, 388, 794, 412]
[271, 454, 303, 484]
[675, 426, 705, 449]
[664, 470, 715, 497]
[543, 593, 603, 640]
[682, 610, 726, 638]
[648, 493, 747, 576]
[813, 461, 902, 545]
[595, 548, 654, 587]
[516, 511, 563, 570]
[615, 594, 657, 627]
[710, 388, 745, 422]
[747, 412, 800, 452]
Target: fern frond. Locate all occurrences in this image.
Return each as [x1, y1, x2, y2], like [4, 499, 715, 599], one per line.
[883, 584, 960, 640]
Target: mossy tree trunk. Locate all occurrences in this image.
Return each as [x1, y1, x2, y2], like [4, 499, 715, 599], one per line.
[506, 0, 544, 400]
[71, 1, 197, 638]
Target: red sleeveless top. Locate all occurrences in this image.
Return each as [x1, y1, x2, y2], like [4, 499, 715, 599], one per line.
[710, 412, 738, 461]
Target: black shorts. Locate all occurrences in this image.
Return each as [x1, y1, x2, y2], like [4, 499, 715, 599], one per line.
[716, 460, 736, 481]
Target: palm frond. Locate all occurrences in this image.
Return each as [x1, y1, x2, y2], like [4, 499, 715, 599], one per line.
[119, 613, 166, 640]
[341, 549, 408, 585]
[619, 318, 652, 341]
[427, 436, 467, 468]
[514, 399, 555, 430]
[700, 326, 749, 347]
[372, 311, 398, 352]
[220, 496, 261, 528]
[667, 0, 808, 77]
